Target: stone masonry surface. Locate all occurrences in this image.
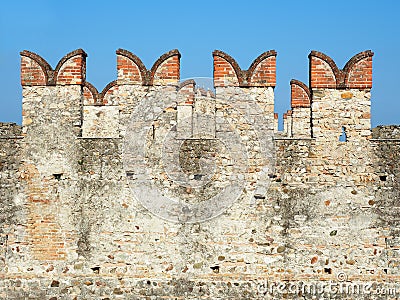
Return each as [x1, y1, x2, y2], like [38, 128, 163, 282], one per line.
[0, 48, 399, 299]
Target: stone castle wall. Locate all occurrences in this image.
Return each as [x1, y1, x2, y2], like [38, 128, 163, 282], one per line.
[0, 48, 399, 299]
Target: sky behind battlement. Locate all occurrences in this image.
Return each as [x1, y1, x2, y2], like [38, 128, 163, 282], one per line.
[1, 0, 399, 127]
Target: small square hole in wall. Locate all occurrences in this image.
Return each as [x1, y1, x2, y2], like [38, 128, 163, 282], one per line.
[379, 175, 387, 181]
[53, 173, 62, 180]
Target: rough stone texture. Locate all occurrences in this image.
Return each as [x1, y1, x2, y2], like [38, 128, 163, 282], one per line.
[0, 49, 399, 299]
[311, 89, 371, 141]
[0, 123, 22, 275]
[82, 106, 120, 138]
[291, 106, 311, 137]
[372, 125, 400, 139]
[283, 110, 293, 137]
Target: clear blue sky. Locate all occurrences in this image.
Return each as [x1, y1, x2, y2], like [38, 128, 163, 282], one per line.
[1, 0, 399, 127]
